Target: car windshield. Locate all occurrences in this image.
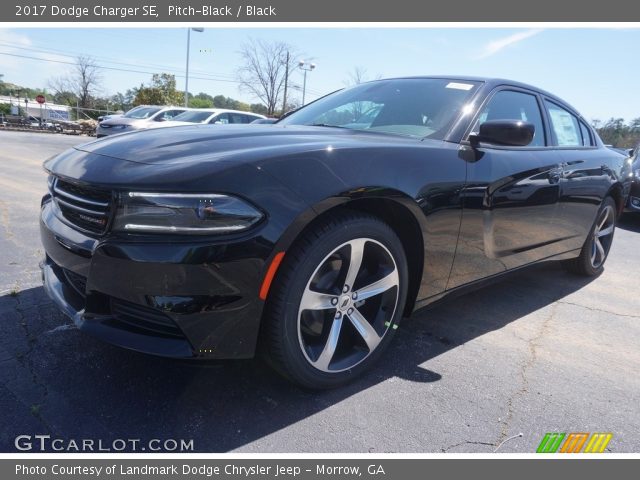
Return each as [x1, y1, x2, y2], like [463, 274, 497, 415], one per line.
[124, 107, 162, 119]
[172, 110, 216, 123]
[279, 78, 480, 139]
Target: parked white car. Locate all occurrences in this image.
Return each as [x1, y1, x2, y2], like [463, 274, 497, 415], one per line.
[156, 108, 266, 128]
[96, 105, 188, 137]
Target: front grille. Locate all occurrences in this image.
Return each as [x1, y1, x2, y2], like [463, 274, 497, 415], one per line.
[63, 268, 87, 297]
[52, 178, 112, 235]
[110, 298, 184, 338]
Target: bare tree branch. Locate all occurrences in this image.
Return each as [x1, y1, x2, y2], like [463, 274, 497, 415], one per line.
[72, 55, 102, 108]
[236, 39, 298, 116]
[48, 56, 102, 109]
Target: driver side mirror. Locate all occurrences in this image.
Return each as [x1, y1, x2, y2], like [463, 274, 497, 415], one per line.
[469, 120, 535, 147]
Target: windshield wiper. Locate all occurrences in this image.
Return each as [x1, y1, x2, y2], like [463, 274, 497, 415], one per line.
[309, 123, 348, 129]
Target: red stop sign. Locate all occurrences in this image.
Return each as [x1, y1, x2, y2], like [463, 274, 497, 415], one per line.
[36, 95, 46, 104]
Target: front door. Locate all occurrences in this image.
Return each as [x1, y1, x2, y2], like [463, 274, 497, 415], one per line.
[448, 88, 565, 289]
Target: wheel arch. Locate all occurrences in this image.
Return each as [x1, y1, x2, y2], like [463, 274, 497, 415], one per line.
[267, 189, 426, 317]
[607, 181, 625, 216]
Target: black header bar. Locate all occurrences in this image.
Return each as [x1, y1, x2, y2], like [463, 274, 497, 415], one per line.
[5, 0, 640, 22]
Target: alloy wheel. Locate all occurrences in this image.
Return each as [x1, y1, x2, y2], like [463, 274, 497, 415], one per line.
[297, 238, 400, 372]
[590, 204, 615, 269]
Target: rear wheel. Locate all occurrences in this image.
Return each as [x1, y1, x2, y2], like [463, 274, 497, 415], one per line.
[564, 196, 616, 276]
[262, 212, 408, 389]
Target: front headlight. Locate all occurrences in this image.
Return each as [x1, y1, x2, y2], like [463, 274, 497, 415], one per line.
[113, 192, 263, 234]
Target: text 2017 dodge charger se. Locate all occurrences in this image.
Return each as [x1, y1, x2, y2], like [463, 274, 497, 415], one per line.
[40, 77, 627, 388]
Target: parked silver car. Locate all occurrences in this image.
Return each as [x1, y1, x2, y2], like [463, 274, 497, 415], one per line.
[96, 106, 188, 137]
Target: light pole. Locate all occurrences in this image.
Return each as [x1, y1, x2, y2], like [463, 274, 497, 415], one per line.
[184, 27, 204, 107]
[281, 51, 290, 116]
[298, 60, 316, 106]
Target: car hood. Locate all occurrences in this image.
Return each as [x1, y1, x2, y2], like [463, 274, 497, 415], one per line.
[74, 124, 423, 165]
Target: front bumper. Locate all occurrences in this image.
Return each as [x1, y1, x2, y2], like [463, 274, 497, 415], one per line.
[625, 180, 640, 212]
[40, 200, 270, 359]
[627, 195, 640, 212]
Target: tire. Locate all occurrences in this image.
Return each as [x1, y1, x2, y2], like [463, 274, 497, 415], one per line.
[563, 196, 616, 276]
[262, 211, 409, 389]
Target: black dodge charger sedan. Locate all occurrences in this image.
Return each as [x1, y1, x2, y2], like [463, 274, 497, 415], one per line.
[41, 77, 627, 388]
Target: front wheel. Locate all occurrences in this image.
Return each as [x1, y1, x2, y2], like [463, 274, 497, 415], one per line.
[262, 212, 408, 389]
[563, 196, 616, 276]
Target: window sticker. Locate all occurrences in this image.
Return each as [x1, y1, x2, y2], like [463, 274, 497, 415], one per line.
[549, 108, 579, 146]
[446, 82, 474, 91]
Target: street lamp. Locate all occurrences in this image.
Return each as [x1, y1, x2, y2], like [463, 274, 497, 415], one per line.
[184, 27, 204, 107]
[298, 60, 316, 105]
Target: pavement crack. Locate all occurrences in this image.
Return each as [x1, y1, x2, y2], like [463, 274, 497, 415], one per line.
[557, 300, 640, 319]
[497, 302, 557, 445]
[0, 199, 15, 242]
[13, 292, 55, 433]
[440, 440, 495, 452]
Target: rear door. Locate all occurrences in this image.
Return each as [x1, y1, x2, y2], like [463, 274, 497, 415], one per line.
[448, 87, 566, 289]
[544, 99, 620, 252]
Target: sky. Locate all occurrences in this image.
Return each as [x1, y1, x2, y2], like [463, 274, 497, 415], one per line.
[0, 27, 638, 122]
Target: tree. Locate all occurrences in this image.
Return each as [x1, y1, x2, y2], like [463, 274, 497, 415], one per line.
[250, 103, 268, 115]
[592, 117, 640, 148]
[344, 66, 368, 86]
[237, 39, 298, 116]
[133, 73, 184, 106]
[108, 91, 134, 112]
[344, 66, 382, 87]
[190, 97, 213, 108]
[73, 56, 102, 108]
[47, 56, 102, 112]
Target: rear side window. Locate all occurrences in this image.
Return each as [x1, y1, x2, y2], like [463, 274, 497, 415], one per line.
[155, 109, 186, 121]
[545, 101, 582, 147]
[579, 121, 594, 147]
[474, 90, 546, 147]
[229, 114, 248, 124]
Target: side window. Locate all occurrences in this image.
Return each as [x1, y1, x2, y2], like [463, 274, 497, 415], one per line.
[579, 121, 593, 147]
[473, 90, 545, 147]
[229, 114, 246, 124]
[156, 109, 184, 121]
[212, 113, 229, 124]
[168, 109, 186, 119]
[545, 101, 582, 147]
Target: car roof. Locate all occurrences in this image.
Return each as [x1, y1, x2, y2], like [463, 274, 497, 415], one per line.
[127, 106, 265, 118]
[130, 105, 189, 110]
[207, 109, 265, 116]
[177, 108, 264, 116]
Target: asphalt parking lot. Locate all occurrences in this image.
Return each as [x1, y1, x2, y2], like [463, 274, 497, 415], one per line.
[0, 130, 639, 453]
